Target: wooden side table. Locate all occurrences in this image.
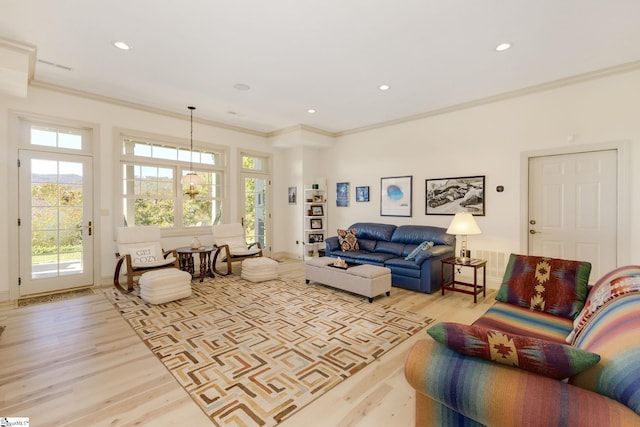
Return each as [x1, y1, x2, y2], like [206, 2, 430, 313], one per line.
[176, 246, 217, 282]
[441, 257, 487, 303]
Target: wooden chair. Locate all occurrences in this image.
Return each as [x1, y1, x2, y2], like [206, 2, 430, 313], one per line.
[113, 225, 179, 292]
[211, 223, 263, 275]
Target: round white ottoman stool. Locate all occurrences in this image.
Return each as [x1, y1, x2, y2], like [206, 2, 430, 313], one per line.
[139, 268, 192, 304]
[241, 257, 279, 282]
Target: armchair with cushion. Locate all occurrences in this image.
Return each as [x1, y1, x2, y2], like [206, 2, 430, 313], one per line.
[212, 223, 263, 275]
[114, 225, 179, 292]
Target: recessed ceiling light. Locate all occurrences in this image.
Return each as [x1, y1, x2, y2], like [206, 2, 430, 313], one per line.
[378, 84, 390, 91]
[233, 83, 251, 91]
[113, 41, 131, 50]
[307, 108, 317, 114]
[495, 43, 512, 52]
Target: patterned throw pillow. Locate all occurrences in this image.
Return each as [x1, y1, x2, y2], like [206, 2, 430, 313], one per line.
[496, 254, 591, 319]
[405, 241, 434, 261]
[337, 228, 359, 251]
[428, 322, 600, 380]
[566, 266, 640, 343]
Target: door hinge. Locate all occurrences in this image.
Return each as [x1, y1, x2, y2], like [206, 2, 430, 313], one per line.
[18, 277, 21, 286]
[17, 159, 21, 167]
[17, 218, 21, 226]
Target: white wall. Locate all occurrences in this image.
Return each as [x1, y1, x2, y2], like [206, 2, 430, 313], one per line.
[315, 68, 640, 265]
[2, 67, 639, 300]
[0, 85, 269, 300]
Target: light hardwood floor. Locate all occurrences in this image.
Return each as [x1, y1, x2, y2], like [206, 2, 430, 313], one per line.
[0, 260, 495, 426]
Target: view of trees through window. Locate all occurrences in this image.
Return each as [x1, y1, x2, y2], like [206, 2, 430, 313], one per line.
[121, 138, 224, 228]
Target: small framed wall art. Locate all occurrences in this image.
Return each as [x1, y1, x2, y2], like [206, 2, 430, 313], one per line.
[288, 186, 297, 205]
[336, 182, 349, 207]
[355, 186, 369, 202]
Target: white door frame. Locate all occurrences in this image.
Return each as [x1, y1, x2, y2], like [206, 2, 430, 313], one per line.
[519, 141, 631, 266]
[8, 111, 101, 301]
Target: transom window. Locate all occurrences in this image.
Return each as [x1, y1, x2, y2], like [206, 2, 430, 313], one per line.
[120, 136, 225, 229]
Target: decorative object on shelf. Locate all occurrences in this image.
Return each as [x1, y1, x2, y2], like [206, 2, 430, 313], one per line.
[310, 218, 323, 229]
[181, 105, 202, 199]
[336, 182, 349, 207]
[380, 176, 412, 217]
[288, 186, 297, 204]
[446, 212, 482, 263]
[312, 195, 324, 203]
[190, 236, 202, 249]
[308, 233, 324, 243]
[426, 175, 485, 215]
[356, 186, 369, 202]
[310, 205, 324, 216]
[312, 183, 319, 189]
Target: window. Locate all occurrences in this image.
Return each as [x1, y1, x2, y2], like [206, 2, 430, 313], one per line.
[120, 136, 225, 229]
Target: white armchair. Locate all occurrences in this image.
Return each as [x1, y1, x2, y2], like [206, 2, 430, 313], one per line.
[114, 225, 179, 292]
[212, 223, 263, 275]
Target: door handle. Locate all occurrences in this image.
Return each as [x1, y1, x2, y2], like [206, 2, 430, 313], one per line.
[77, 221, 93, 236]
[529, 229, 539, 235]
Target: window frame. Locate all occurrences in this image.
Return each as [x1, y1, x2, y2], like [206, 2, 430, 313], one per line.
[115, 128, 227, 234]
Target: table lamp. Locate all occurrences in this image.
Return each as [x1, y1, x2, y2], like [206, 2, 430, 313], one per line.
[446, 212, 482, 263]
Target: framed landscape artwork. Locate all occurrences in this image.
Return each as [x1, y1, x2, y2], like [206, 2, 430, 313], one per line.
[425, 175, 485, 215]
[380, 176, 412, 217]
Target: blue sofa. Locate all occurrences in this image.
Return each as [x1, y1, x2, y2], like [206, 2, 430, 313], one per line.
[324, 223, 455, 293]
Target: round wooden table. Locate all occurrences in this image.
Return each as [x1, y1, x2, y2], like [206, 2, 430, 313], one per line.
[176, 246, 217, 282]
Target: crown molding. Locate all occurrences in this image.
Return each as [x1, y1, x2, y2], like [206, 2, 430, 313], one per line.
[29, 80, 267, 137]
[336, 59, 640, 137]
[28, 59, 640, 140]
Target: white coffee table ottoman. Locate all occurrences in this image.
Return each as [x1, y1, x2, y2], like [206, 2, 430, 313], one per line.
[241, 257, 279, 282]
[139, 268, 192, 304]
[305, 257, 392, 302]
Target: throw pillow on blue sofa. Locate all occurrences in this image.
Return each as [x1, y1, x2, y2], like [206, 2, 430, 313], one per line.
[405, 241, 434, 261]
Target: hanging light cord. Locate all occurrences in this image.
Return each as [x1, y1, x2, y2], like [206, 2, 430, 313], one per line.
[188, 105, 195, 173]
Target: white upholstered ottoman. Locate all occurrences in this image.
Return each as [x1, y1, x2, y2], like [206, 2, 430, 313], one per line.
[241, 257, 279, 282]
[305, 257, 392, 302]
[139, 268, 192, 304]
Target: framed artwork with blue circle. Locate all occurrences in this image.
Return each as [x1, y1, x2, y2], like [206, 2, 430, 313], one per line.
[381, 176, 412, 217]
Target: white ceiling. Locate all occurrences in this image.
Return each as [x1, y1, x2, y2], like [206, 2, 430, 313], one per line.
[2, 0, 640, 134]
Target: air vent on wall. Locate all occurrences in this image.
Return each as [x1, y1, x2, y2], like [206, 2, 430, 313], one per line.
[37, 59, 72, 71]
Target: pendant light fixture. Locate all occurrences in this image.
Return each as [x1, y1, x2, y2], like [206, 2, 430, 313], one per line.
[181, 105, 202, 199]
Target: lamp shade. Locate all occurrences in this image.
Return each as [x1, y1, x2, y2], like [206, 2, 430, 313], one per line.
[446, 212, 482, 235]
[181, 172, 202, 186]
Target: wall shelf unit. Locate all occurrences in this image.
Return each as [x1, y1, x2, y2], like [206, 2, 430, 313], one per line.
[303, 186, 327, 259]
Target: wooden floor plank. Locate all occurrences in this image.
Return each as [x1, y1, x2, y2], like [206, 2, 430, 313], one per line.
[0, 259, 494, 426]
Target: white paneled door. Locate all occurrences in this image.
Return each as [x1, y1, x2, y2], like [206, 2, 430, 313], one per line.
[528, 150, 617, 280]
[18, 150, 94, 296]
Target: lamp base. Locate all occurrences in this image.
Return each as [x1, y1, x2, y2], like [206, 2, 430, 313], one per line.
[456, 249, 471, 264]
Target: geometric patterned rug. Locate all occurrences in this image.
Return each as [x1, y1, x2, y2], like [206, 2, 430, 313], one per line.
[103, 275, 433, 426]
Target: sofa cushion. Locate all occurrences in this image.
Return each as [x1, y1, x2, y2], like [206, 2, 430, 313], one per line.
[352, 252, 397, 264]
[374, 241, 405, 256]
[496, 254, 591, 319]
[428, 322, 600, 380]
[404, 241, 434, 261]
[472, 301, 574, 344]
[337, 228, 359, 251]
[349, 222, 396, 242]
[356, 238, 377, 252]
[391, 224, 454, 246]
[569, 293, 640, 415]
[566, 265, 640, 343]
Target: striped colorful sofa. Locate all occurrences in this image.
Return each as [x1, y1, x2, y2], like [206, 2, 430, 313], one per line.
[405, 257, 640, 426]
